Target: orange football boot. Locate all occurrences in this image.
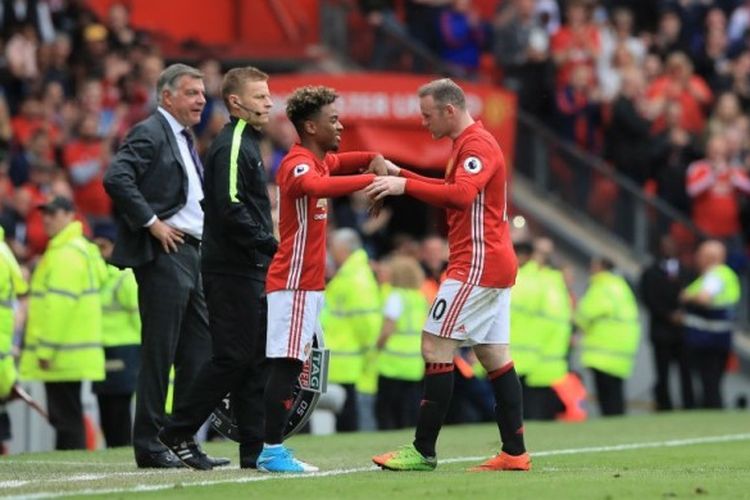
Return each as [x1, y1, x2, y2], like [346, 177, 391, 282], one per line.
[469, 451, 531, 472]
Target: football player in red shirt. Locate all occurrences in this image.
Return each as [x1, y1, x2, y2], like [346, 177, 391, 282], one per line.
[367, 78, 530, 472]
[257, 86, 386, 473]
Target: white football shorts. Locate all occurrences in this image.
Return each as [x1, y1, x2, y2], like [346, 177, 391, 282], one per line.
[267, 290, 324, 361]
[422, 278, 511, 345]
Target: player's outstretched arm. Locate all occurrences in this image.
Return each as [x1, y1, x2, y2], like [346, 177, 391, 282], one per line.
[297, 170, 376, 199]
[365, 175, 479, 209]
[328, 152, 381, 175]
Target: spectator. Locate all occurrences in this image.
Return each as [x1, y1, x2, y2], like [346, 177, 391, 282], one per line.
[646, 52, 713, 134]
[556, 64, 603, 154]
[650, 101, 701, 216]
[717, 50, 750, 111]
[493, 0, 552, 115]
[705, 91, 743, 141]
[62, 113, 112, 222]
[404, 0, 452, 71]
[728, 0, 750, 45]
[437, 0, 488, 76]
[686, 133, 750, 243]
[41, 33, 74, 97]
[550, 0, 601, 87]
[692, 23, 731, 91]
[0, 0, 55, 43]
[639, 235, 695, 411]
[4, 22, 40, 104]
[106, 2, 144, 52]
[651, 8, 689, 60]
[607, 68, 654, 186]
[598, 7, 645, 100]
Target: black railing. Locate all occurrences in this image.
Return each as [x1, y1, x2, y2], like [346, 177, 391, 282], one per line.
[515, 110, 706, 260]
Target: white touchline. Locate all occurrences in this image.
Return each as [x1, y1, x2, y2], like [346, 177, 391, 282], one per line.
[3, 433, 750, 499]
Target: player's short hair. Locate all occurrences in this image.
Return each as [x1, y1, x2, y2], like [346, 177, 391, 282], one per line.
[286, 85, 338, 135]
[156, 63, 203, 105]
[221, 66, 269, 108]
[418, 78, 466, 110]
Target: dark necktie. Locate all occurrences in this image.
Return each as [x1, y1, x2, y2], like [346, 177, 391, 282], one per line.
[181, 128, 204, 185]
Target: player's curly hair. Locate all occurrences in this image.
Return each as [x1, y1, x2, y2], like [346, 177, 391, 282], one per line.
[285, 85, 338, 135]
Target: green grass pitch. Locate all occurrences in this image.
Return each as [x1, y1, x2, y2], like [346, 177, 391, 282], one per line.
[1, 411, 748, 499]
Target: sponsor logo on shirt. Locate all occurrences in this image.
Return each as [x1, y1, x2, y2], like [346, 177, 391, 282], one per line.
[463, 156, 482, 174]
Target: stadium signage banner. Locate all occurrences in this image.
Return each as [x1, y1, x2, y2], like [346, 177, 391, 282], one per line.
[270, 73, 517, 170]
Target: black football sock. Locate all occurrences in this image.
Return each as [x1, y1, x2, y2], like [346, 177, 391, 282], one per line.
[488, 361, 526, 456]
[413, 362, 454, 458]
[263, 358, 303, 445]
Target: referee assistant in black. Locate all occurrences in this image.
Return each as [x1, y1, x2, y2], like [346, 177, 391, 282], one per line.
[158, 67, 278, 470]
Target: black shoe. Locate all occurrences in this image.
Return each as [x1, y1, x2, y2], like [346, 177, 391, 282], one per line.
[193, 442, 231, 468]
[135, 450, 186, 469]
[157, 429, 213, 471]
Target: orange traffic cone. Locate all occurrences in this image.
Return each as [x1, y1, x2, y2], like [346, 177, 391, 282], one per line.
[84, 414, 99, 451]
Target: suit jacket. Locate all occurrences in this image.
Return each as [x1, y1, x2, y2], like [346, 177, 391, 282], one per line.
[639, 258, 693, 343]
[104, 112, 189, 268]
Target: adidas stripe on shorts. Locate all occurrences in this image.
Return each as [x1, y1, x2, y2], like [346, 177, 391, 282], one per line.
[423, 278, 511, 345]
[267, 290, 324, 361]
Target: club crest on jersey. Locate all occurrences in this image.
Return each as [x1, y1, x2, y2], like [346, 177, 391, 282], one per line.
[293, 163, 310, 176]
[463, 156, 482, 174]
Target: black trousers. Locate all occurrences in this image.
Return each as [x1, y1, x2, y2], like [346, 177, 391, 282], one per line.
[45, 381, 85, 450]
[591, 369, 625, 416]
[166, 273, 268, 459]
[687, 345, 729, 409]
[97, 393, 133, 447]
[336, 383, 359, 432]
[651, 337, 694, 410]
[132, 242, 211, 457]
[376, 376, 421, 430]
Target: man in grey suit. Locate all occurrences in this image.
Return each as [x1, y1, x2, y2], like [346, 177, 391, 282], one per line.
[104, 63, 225, 468]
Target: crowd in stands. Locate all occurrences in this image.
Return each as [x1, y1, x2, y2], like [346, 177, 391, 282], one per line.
[351, 0, 750, 258]
[0, 0, 748, 449]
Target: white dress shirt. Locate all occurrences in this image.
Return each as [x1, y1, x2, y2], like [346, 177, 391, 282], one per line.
[155, 107, 204, 240]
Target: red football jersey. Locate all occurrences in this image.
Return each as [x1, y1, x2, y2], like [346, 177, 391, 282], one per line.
[403, 121, 517, 288]
[266, 144, 376, 292]
[686, 159, 750, 237]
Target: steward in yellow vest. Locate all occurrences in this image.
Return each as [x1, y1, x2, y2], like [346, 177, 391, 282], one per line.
[19, 197, 106, 449]
[575, 257, 640, 416]
[0, 225, 28, 450]
[0, 226, 28, 401]
[509, 242, 542, 379]
[525, 266, 573, 419]
[320, 230, 381, 431]
[375, 255, 428, 430]
[679, 240, 739, 409]
[92, 224, 141, 447]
